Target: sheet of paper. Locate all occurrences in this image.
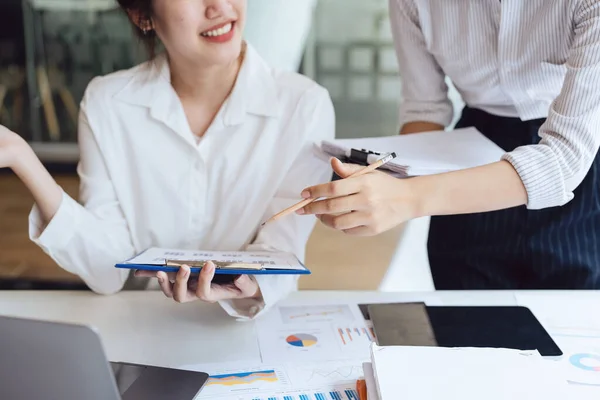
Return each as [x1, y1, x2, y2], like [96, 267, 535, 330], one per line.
[370, 345, 569, 400]
[516, 292, 600, 396]
[179, 361, 364, 400]
[321, 127, 505, 177]
[256, 304, 374, 364]
[515, 293, 600, 333]
[362, 363, 379, 400]
[547, 330, 600, 391]
[123, 247, 304, 270]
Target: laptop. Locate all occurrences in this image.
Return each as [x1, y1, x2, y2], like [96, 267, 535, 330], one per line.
[0, 315, 209, 400]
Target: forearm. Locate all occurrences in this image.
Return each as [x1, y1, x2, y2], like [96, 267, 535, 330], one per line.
[400, 121, 445, 135]
[12, 143, 63, 226]
[413, 160, 528, 217]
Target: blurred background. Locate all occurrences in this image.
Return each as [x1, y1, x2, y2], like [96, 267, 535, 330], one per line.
[0, 0, 463, 291]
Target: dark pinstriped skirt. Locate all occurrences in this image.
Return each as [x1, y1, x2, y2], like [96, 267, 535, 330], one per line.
[428, 107, 600, 289]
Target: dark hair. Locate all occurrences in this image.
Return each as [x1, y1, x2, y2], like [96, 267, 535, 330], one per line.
[116, 0, 159, 59]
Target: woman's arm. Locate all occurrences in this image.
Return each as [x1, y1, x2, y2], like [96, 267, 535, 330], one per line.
[400, 121, 445, 135]
[298, 158, 526, 236]
[390, 0, 454, 131]
[0, 126, 63, 223]
[0, 99, 135, 294]
[7, 136, 63, 224]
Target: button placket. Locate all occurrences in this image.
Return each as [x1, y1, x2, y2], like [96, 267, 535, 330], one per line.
[496, 2, 520, 107]
[188, 155, 208, 243]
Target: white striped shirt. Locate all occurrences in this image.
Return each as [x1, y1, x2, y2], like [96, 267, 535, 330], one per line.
[390, 0, 600, 210]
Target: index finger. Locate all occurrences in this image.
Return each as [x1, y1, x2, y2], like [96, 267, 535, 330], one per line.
[301, 178, 362, 200]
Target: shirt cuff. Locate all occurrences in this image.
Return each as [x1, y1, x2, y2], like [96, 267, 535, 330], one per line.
[399, 100, 454, 129]
[502, 145, 574, 210]
[218, 274, 298, 321]
[29, 190, 81, 253]
[218, 287, 266, 322]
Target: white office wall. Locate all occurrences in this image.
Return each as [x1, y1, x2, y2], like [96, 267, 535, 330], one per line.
[244, 0, 318, 72]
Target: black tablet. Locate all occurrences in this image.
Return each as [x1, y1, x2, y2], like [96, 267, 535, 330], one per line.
[426, 306, 563, 356]
[365, 304, 563, 356]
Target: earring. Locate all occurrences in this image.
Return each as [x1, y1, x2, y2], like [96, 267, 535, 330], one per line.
[140, 18, 153, 35]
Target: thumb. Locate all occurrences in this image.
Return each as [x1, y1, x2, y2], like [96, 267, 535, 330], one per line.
[331, 158, 363, 179]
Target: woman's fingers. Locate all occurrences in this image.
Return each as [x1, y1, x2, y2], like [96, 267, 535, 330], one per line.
[156, 271, 174, 298]
[146, 262, 260, 304]
[172, 265, 191, 303]
[300, 170, 365, 201]
[195, 262, 217, 302]
[135, 270, 178, 281]
[134, 270, 156, 278]
[317, 211, 370, 231]
[300, 194, 363, 216]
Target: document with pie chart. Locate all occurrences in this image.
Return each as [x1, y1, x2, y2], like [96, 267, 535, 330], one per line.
[257, 326, 344, 364]
[256, 303, 374, 364]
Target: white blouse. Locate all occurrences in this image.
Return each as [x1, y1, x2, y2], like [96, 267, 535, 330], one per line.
[29, 44, 334, 319]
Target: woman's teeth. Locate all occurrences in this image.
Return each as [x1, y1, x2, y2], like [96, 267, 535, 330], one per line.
[201, 23, 233, 37]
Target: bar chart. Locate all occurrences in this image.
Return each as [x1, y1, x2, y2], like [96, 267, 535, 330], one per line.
[243, 386, 360, 400]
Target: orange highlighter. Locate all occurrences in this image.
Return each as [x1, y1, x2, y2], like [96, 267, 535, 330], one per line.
[356, 379, 367, 400]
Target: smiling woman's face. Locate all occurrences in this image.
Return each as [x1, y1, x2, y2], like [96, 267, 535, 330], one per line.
[151, 0, 246, 67]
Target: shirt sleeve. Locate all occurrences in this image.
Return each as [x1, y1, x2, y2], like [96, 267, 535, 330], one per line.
[502, 0, 600, 209]
[29, 97, 135, 294]
[218, 86, 335, 320]
[389, 0, 454, 128]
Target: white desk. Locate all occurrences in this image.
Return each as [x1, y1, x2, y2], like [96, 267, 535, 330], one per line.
[0, 290, 598, 368]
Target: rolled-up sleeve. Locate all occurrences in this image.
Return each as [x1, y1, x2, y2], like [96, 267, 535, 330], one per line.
[502, 1, 600, 209]
[219, 86, 335, 320]
[389, 0, 454, 128]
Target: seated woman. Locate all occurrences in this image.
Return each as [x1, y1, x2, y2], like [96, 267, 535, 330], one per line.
[0, 0, 333, 319]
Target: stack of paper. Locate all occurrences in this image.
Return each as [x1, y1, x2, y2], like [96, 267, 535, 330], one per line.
[364, 344, 569, 400]
[321, 127, 505, 177]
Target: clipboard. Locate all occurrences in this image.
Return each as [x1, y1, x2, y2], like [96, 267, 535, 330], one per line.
[114, 247, 311, 276]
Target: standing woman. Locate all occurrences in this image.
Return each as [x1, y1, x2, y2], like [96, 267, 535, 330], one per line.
[298, 0, 600, 289]
[0, 0, 334, 318]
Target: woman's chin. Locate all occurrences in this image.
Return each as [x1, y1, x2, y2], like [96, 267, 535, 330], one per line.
[198, 41, 244, 66]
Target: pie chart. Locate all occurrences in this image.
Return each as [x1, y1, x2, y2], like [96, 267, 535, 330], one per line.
[570, 353, 600, 372]
[286, 333, 318, 348]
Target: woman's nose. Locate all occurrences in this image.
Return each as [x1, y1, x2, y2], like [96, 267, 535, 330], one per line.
[205, 0, 234, 20]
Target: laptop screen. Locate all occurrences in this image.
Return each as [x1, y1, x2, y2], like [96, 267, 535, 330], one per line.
[110, 362, 147, 395]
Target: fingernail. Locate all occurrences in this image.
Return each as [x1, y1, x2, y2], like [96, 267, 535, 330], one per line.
[301, 190, 310, 199]
[296, 208, 305, 215]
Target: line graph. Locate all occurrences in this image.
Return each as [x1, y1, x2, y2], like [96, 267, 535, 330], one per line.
[279, 305, 355, 324]
[290, 362, 365, 386]
[306, 366, 364, 382]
